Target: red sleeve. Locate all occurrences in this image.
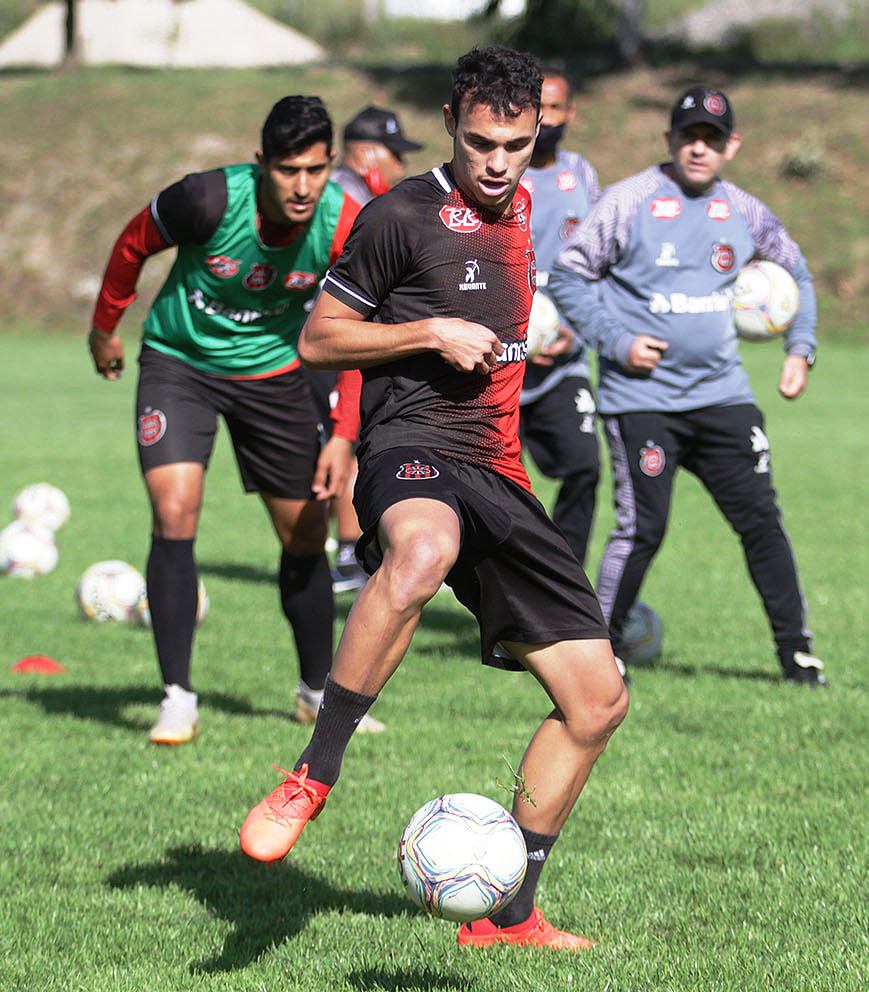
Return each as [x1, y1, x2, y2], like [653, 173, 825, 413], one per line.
[91, 206, 171, 334]
[328, 194, 362, 267]
[330, 369, 362, 442]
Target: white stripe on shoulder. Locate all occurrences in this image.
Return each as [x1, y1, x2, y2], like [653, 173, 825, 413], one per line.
[323, 271, 378, 309]
[431, 167, 453, 193]
[150, 194, 175, 245]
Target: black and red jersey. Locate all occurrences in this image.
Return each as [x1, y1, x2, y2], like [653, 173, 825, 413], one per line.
[323, 165, 536, 490]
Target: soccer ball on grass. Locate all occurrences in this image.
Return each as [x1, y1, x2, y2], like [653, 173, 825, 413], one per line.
[0, 520, 58, 578]
[620, 600, 663, 667]
[397, 793, 527, 923]
[12, 483, 71, 531]
[732, 260, 799, 342]
[76, 560, 146, 623]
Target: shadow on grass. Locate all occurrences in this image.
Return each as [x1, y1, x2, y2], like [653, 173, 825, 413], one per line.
[648, 658, 781, 683]
[347, 967, 475, 992]
[106, 844, 415, 973]
[0, 684, 295, 732]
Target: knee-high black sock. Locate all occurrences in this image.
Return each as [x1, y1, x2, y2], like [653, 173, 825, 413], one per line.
[489, 826, 558, 927]
[294, 675, 377, 786]
[279, 551, 334, 691]
[146, 537, 197, 691]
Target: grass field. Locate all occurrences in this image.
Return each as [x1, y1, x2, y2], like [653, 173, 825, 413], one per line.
[1, 330, 866, 991]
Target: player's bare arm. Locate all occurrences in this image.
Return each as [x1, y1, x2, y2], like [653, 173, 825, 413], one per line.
[300, 292, 504, 374]
[778, 354, 810, 400]
[625, 334, 668, 372]
[88, 327, 125, 380]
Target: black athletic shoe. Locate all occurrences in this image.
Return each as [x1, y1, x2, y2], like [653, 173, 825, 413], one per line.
[784, 651, 828, 687]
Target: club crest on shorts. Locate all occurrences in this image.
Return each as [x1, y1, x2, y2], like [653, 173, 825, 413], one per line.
[639, 441, 665, 477]
[138, 408, 167, 446]
[396, 460, 440, 480]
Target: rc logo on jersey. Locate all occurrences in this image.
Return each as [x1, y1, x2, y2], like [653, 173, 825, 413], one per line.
[284, 271, 318, 291]
[639, 441, 666, 477]
[396, 460, 440, 481]
[459, 259, 487, 292]
[138, 408, 167, 447]
[655, 242, 680, 267]
[707, 199, 731, 221]
[650, 197, 682, 220]
[439, 205, 482, 233]
[711, 243, 735, 273]
[205, 255, 241, 278]
[557, 171, 579, 192]
[750, 425, 770, 474]
[242, 264, 276, 290]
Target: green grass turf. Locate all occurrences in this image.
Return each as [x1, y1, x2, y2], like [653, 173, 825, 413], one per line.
[1, 329, 867, 991]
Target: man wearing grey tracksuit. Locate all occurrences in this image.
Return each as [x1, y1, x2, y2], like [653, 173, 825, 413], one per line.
[549, 85, 826, 685]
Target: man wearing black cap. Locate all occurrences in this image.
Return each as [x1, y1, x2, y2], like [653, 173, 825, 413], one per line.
[332, 105, 424, 207]
[549, 85, 826, 686]
[315, 106, 425, 595]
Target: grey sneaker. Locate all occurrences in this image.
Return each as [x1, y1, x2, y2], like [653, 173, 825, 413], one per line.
[149, 684, 199, 744]
[294, 681, 385, 734]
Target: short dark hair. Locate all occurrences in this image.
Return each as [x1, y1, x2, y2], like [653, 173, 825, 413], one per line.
[261, 95, 333, 160]
[541, 63, 575, 99]
[450, 46, 542, 122]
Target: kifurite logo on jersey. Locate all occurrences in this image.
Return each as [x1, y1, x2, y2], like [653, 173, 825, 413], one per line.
[439, 205, 482, 233]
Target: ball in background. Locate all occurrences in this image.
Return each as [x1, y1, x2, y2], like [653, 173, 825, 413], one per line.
[732, 260, 799, 341]
[620, 600, 663, 667]
[398, 793, 527, 923]
[526, 291, 561, 357]
[12, 483, 71, 532]
[0, 520, 58, 578]
[76, 560, 146, 623]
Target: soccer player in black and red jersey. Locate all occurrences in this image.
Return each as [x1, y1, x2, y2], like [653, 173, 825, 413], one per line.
[238, 47, 628, 951]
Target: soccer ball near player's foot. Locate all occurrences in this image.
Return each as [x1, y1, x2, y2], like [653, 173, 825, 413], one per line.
[398, 793, 527, 923]
[76, 560, 146, 623]
[732, 260, 799, 341]
[620, 601, 663, 667]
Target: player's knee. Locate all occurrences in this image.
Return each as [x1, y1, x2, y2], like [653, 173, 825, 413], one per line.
[382, 534, 454, 612]
[565, 672, 629, 751]
[151, 495, 199, 538]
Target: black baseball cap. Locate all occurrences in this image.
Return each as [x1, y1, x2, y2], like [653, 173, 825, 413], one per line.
[342, 106, 423, 154]
[670, 86, 734, 137]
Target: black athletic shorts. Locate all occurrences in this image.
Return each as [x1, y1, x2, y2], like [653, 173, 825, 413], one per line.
[353, 445, 608, 670]
[135, 344, 320, 499]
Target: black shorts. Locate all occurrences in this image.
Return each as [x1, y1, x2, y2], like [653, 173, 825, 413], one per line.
[135, 344, 320, 499]
[353, 445, 608, 670]
[303, 368, 338, 437]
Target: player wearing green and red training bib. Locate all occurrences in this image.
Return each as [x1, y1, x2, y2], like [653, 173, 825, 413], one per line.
[89, 96, 381, 745]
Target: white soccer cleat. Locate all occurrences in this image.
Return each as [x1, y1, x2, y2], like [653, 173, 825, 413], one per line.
[149, 684, 200, 744]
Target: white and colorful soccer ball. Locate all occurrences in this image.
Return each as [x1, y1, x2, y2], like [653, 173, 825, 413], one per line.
[397, 793, 527, 923]
[76, 560, 146, 623]
[732, 260, 799, 341]
[135, 579, 209, 628]
[12, 483, 70, 531]
[0, 520, 58, 578]
[620, 600, 663, 667]
[526, 291, 561, 357]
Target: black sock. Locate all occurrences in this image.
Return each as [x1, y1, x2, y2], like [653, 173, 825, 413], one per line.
[295, 675, 377, 786]
[146, 537, 197, 691]
[279, 551, 334, 692]
[489, 826, 558, 928]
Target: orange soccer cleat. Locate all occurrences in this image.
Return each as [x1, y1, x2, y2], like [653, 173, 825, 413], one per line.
[457, 906, 595, 952]
[239, 763, 330, 863]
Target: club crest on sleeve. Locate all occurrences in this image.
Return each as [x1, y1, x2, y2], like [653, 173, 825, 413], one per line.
[396, 460, 440, 480]
[242, 263, 276, 290]
[205, 255, 241, 278]
[639, 442, 665, 477]
[138, 408, 167, 447]
[711, 243, 735, 273]
[707, 199, 731, 221]
[439, 205, 482, 233]
[650, 197, 682, 219]
[284, 271, 318, 290]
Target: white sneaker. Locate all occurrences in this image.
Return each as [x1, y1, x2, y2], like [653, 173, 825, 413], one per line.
[149, 684, 199, 744]
[294, 681, 386, 734]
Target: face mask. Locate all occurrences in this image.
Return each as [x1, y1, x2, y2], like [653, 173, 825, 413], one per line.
[534, 123, 565, 157]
